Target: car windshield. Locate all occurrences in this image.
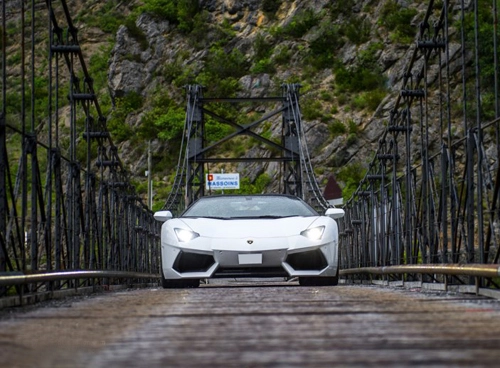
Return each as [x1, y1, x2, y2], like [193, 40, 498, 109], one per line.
[182, 195, 318, 219]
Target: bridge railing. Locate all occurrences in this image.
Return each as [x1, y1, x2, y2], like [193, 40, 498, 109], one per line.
[0, 0, 160, 300]
[338, 0, 500, 285]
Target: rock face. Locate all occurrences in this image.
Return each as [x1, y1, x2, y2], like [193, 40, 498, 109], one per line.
[104, 0, 444, 197]
[109, 14, 172, 99]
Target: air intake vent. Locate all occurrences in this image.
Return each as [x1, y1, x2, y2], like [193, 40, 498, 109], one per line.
[286, 249, 328, 271]
[173, 251, 215, 273]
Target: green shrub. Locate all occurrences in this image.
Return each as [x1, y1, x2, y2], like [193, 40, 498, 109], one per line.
[139, 92, 184, 141]
[320, 90, 334, 101]
[365, 90, 386, 111]
[124, 17, 148, 50]
[108, 92, 143, 142]
[481, 92, 496, 121]
[461, 4, 497, 89]
[5, 92, 22, 115]
[347, 120, 358, 134]
[162, 60, 184, 84]
[195, 45, 247, 97]
[301, 98, 323, 121]
[336, 93, 348, 105]
[273, 46, 292, 65]
[107, 119, 134, 142]
[139, 0, 200, 33]
[379, 1, 418, 43]
[235, 173, 272, 194]
[150, 108, 185, 141]
[328, 120, 347, 137]
[187, 11, 235, 49]
[273, 9, 320, 39]
[173, 66, 197, 88]
[328, 0, 355, 17]
[140, 0, 178, 22]
[251, 58, 276, 74]
[204, 46, 248, 80]
[177, 0, 200, 33]
[343, 17, 371, 45]
[82, 1, 127, 34]
[196, 74, 240, 97]
[204, 115, 233, 143]
[253, 33, 273, 61]
[351, 89, 386, 111]
[307, 21, 343, 69]
[452, 3, 498, 122]
[252, 34, 276, 73]
[7, 51, 21, 64]
[336, 163, 367, 201]
[89, 45, 114, 91]
[334, 61, 385, 93]
[89, 45, 113, 114]
[359, 42, 384, 65]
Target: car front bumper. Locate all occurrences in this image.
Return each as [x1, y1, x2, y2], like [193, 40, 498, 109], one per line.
[161, 237, 339, 280]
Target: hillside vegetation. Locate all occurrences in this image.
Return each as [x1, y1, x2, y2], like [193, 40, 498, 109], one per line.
[9, 0, 487, 209]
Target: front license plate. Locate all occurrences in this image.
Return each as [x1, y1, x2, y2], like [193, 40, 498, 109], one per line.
[238, 253, 262, 265]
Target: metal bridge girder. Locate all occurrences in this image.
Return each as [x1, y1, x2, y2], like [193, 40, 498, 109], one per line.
[164, 84, 330, 213]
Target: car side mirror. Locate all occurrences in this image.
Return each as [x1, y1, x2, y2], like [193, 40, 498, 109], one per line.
[325, 208, 345, 219]
[153, 210, 173, 222]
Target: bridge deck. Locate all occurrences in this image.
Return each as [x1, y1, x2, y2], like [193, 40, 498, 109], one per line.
[1, 281, 500, 367]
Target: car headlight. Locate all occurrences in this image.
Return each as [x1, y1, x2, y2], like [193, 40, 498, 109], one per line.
[174, 228, 200, 242]
[300, 226, 325, 240]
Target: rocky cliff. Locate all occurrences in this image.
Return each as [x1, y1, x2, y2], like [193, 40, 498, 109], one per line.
[78, 0, 439, 205]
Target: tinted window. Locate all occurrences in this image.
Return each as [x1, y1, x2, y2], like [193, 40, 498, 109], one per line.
[182, 196, 317, 218]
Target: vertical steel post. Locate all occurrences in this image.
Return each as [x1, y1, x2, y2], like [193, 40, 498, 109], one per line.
[404, 108, 412, 264]
[186, 85, 204, 205]
[0, 0, 6, 278]
[29, 0, 38, 273]
[282, 84, 302, 198]
[473, 0, 485, 264]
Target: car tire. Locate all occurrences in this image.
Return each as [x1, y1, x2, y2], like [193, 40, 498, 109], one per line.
[299, 260, 340, 286]
[298, 276, 338, 286]
[161, 271, 200, 289]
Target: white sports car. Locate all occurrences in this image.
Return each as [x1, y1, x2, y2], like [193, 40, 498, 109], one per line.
[153, 194, 344, 288]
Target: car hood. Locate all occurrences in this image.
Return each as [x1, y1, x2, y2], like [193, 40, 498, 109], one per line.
[175, 217, 321, 238]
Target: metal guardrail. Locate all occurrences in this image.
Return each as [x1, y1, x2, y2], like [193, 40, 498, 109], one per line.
[340, 264, 500, 279]
[0, 270, 159, 287]
[2, 265, 498, 288]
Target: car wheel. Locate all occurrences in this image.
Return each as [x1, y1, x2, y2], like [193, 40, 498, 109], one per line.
[299, 275, 338, 286]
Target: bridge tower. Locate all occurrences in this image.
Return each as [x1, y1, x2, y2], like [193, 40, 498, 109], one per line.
[164, 84, 329, 213]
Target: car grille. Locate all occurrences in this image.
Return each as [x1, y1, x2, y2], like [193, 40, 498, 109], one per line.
[285, 249, 328, 271]
[172, 251, 216, 273]
[213, 267, 287, 278]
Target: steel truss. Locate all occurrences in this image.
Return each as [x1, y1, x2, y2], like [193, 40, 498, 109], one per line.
[0, 0, 159, 298]
[339, 0, 500, 281]
[163, 84, 330, 213]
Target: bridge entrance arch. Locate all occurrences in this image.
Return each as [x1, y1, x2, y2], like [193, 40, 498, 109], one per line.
[163, 84, 328, 213]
